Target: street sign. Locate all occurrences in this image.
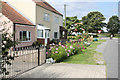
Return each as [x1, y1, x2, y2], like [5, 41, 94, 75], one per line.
[98, 30, 102, 34]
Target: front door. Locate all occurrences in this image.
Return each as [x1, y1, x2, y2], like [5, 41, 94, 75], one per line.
[45, 31, 47, 46]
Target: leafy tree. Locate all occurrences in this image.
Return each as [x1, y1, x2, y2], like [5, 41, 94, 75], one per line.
[82, 11, 106, 33]
[107, 15, 120, 34]
[63, 16, 81, 35]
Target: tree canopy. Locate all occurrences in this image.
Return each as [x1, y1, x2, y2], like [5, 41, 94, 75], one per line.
[82, 11, 106, 33]
[107, 15, 120, 34]
[63, 16, 81, 35]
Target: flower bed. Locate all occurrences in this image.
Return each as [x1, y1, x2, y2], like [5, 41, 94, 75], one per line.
[46, 36, 90, 62]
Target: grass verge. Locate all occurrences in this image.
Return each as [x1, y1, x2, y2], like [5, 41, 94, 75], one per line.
[61, 40, 106, 65]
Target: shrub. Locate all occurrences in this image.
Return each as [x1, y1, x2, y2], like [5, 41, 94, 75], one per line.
[93, 35, 98, 38]
[32, 41, 42, 46]
[48, 41, 84, 62]
[49, 39, 58, 44]
[50, 45, 67, 62]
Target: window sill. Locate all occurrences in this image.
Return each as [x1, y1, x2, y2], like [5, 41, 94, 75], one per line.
[37, 37, 44, 38]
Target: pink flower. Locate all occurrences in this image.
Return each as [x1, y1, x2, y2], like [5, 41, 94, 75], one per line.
[79, 39, 81, 41]
[67, 53, 69, 56]
[59, 44, 61, 46]
[56, 45, 58, 46]
[73, 48, 75, 50]
[79, 47, 81, 48]
[83, 48, 85, 49]
[46, 52, 48, 54]
[65, 49, 66, 51]
[62, 45, 64, 48]
[68, 50, 71, 53]
[55, 51, 58, 53]
[66, 46, 67, 48]
[56, 48, 58, 50]
[49, 49, 51, 51]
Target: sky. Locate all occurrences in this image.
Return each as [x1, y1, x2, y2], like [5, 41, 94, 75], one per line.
[45, 0, 119, 23]
[3, 0, 119, 23]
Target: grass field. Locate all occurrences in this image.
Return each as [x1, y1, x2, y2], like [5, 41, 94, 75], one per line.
[97, 33, 120, 38]
[61, 40, 106, 65]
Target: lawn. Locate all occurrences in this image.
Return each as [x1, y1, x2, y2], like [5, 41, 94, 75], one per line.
[97, 33, 120, 38]
[61, 40, 106, 65]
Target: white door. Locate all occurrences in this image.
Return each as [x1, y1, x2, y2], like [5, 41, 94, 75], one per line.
[45, 31, 47, 46]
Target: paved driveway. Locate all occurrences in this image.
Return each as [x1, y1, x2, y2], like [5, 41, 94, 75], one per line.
[17, 63, 106, 78]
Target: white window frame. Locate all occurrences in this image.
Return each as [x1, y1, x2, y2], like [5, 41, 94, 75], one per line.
[20, 31, 31, 42]
[37, 29, 44, 38]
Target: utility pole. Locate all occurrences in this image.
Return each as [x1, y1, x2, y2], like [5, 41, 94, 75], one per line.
[64, 4, 67, 28]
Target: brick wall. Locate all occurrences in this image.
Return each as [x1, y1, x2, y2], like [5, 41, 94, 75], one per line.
[37, 38, 45, 45]
[15, 25, 36, 47]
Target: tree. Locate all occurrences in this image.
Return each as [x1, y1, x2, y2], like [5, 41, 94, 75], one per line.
[107, 15, 120, 34]
[63, 16, 81, 35]
[82, 11, 106, 33]
[0, 14, 18, 79]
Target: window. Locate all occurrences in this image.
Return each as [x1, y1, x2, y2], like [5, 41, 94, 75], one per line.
[20, 31, 31, 41]
[54, 32, 58, 38]
[54, 16, 59, 24]
[44, 13, 50, 21]
[37, 30, 43, 38]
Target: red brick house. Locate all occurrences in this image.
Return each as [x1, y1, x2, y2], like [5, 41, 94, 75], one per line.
[2, 2, 36, 47]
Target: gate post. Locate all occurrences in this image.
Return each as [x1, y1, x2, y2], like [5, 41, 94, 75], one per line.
[37, 47, 40, 66]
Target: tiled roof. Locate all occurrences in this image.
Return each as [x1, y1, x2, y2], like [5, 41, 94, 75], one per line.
[2, 2, 33, 25]
[33, 0, 63, 16]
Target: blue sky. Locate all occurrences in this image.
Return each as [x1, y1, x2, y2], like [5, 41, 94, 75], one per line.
[46, 0, 119, 23]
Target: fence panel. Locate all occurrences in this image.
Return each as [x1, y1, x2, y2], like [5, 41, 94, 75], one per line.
[0, 46, 46, 78]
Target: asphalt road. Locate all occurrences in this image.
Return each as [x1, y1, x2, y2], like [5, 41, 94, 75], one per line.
[102, 38, 118, 78]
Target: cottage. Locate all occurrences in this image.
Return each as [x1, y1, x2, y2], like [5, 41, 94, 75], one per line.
[2, 2, 36, 47]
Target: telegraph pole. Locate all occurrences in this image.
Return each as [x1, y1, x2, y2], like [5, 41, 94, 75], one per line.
[64, 4, 67, 28]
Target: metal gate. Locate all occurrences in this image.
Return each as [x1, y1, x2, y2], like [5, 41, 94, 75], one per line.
[0, 45, 45, 78]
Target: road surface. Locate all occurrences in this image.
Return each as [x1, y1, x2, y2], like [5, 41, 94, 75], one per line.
[100, 38, 118, 78]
